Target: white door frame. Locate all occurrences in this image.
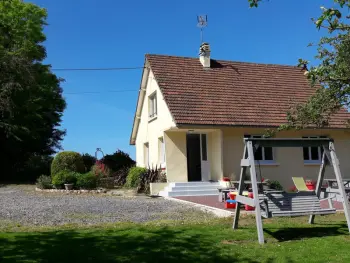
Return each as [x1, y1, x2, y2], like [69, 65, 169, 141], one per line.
[199, 133, 211, 181]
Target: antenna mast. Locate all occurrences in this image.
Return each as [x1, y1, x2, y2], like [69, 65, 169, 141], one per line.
[197, 15, 208, 44]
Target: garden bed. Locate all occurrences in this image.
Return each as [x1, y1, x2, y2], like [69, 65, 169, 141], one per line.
[35, 188, 108, 194]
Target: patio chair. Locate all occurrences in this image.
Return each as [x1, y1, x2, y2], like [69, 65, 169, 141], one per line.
[292, 177, 313, 192]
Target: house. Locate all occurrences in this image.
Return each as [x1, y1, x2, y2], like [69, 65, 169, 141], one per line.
[130, 43, 350, 196]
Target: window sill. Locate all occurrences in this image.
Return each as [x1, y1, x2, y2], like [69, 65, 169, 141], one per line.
[304, 162, 321, 166]
[148, 115, 157, 123]
[255, 161, 279, 166]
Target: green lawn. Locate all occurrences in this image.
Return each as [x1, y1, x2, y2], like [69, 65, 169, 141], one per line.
[0, 214, 349, 263]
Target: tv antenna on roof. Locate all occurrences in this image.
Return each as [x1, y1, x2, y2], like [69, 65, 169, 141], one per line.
[197, 15, 208, 43]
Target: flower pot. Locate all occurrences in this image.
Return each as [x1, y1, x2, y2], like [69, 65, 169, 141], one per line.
[306, 182, 315, 191]
[64, 184, 73, 190]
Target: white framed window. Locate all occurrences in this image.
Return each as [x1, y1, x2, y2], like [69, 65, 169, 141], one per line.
[148, 92, 157, 119]
[158, 137, 165, 165]
[244, 135, 274, 162]
[302, 136, 326, 163]
[144, 143, 149, 167]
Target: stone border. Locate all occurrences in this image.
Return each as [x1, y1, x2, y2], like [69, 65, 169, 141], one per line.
[35, 188, 107, 194]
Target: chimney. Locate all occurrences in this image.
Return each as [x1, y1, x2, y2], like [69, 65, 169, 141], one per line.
[199, 42, 211, 68]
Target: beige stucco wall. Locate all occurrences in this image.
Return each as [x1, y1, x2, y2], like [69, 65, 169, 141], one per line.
[209, 130, 224, 181]
[222, 127, 350, 189]
[164, 131, 188, 182]
[135, 70, 176, 168]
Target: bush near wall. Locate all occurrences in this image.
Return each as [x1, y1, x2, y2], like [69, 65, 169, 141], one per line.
[51, 151, 85, 176]
[76, 172, 97, 189]
[125, 167, 146, 188]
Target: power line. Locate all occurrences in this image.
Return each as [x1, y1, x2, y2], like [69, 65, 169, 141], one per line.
[52, 66, 145, 71]
[64, 89, 138, 95]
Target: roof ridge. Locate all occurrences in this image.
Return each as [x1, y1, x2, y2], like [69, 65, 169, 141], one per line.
[145, 53, 301, 69]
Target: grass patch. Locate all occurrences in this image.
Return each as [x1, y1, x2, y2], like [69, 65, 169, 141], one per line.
[0, 214, 349, 262]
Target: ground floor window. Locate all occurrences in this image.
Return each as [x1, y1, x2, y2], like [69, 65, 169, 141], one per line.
[244, 135, 273, 161]
[144, 143, 149, 167]
[302, 136, 327, 163]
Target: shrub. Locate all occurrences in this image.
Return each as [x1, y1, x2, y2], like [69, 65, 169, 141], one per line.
[76, 172, 97, 189]
[81, 153, 97, 172]
[36, 175, 52, 189]
[51, 171, 78, 188]
[268, 180, 283, 191]
[113, 167, 130, 186]
[97, 177, 115, 189]
[65, 172, 78, 184]
[125, 167, 146, 188]
[52, 171, 67, 188]
[92, 162, 111, 177]
[137, 166, 164, 194]
[51, 151, 85, 176]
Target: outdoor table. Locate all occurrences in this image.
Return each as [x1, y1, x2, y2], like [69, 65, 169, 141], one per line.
[324, 178, 350, 189]
[322, 179, 350, 201]
[218, 188, 235, 202]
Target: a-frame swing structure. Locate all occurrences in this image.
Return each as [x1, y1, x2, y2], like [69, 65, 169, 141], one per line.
[233, 138, 350, 244]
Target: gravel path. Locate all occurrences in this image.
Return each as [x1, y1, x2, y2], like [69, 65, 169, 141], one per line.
[0, 185, 214, 227]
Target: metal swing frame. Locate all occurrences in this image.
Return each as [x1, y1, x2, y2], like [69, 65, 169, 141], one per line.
[232, 138, 350, 244]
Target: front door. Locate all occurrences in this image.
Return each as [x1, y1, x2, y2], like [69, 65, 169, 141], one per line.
[186, 133, 210, 181]
[186, 134, 202, 181]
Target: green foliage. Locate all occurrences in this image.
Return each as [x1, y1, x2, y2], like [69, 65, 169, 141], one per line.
[102, 150, 135, 172]
[64, 172, 78, 184]
[51, 170, 78, 188]
[125, 167, 146, 188]
[51, 152, 85, 176]
[0, 0, 66, 182]
[51, 171, 67, 188]
[81, 153, 97, 172]
[267, 180, 283, 191]
[35, 175, 52, 189]
[76, 172, 97, 189]
[0, 214, 349, 262]
[248, 0, 350, 129]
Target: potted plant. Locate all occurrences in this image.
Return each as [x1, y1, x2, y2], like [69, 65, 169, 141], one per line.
[64, 173, 77, 190]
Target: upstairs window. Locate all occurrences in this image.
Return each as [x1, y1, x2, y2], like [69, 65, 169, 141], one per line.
[244, 135, 273, 161]
[303, 136, 326, 163]
[149, 92, 157, 119]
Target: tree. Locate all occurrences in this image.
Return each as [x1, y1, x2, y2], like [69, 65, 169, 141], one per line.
[0, 0, 66, 181]
[102, 150, 136, 173]
[248, 0, 350, 130]
[81, 153, 97, 172]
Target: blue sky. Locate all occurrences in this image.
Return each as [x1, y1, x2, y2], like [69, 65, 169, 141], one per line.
[29, 0, 333, 160]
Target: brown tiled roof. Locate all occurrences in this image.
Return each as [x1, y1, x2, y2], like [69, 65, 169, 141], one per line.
[146, 54, 350, 128]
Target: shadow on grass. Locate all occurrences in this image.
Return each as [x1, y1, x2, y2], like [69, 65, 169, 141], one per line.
[0, 226, 294, 263]
[264, 225, 347, 242]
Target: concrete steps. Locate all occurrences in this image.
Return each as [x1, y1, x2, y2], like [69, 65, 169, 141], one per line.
[159, 181, 220, 197]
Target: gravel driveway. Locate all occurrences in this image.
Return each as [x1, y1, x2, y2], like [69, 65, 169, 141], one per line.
[0, 185, 213, 227]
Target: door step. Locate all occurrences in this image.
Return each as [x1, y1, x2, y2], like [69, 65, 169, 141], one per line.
[159, 181, 220, 197]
